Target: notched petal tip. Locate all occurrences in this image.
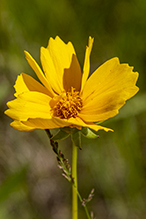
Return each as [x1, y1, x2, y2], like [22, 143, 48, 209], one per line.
[4, 108, 9, 116]
[47, 35, 74, 49]
[81, 36, 94, 93]
[24, 50, 32, 62]
[24, 50, 28, 56]
[88, 36, 94, 49]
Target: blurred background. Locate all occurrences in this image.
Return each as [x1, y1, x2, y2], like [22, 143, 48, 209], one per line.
[0, 0, 146, 218]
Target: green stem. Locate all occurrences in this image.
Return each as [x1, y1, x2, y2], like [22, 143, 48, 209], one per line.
[73, 185, 91, 219]
[46, 129, 92, 219]
[72, 141, 78, 219]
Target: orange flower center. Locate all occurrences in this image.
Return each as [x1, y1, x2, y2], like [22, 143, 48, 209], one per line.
[53, 87, 82, 119]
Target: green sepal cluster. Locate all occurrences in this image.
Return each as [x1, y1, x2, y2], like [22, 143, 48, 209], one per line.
[51, 127, 99, 149]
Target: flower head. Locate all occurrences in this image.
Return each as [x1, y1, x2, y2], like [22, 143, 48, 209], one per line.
[5, 36, 139, 132]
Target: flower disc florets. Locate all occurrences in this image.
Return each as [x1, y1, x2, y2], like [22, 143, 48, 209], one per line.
[53, 87, 82, 119]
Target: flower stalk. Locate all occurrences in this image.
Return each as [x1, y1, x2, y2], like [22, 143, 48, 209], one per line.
[46, 129, 93, 219]
[72, 140, 78, 219]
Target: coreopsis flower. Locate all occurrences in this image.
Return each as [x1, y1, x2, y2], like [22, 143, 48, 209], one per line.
[5, 36, 139, 133]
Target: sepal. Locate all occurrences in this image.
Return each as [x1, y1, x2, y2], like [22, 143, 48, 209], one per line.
[95, 121, 103, 125]
[81, 127, 99, 139]
[71, 131, 82, 149]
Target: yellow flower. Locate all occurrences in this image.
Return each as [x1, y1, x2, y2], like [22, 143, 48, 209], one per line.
[5, 36, 139, 132]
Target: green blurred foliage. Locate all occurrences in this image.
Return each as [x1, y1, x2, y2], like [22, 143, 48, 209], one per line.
[0, 0, 146, 218]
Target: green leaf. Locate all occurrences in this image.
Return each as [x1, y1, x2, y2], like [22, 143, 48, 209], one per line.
[51, 129, 70, 141]
[81, 127, 99, 139]
[71, 131, 82, 149]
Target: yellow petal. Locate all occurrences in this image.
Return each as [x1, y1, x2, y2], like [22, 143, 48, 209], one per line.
[14, 73, 52, 97]
[82, 57, 139, 103]
[24, 51, 55, 97]
[10, 120, 35, 131]
[62, 117, 113, 132]
[22, 116, 112, 132]
[22, 117, 71, 129]
[5, 91, 52, 121]
[63, 54, 82, 92]
[79, 90, 126, 122]
[41, 36, 81, 93]
[86, 123, 113, 132]
[80, 58, 139, 122]
[81, 36, 94, 93]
